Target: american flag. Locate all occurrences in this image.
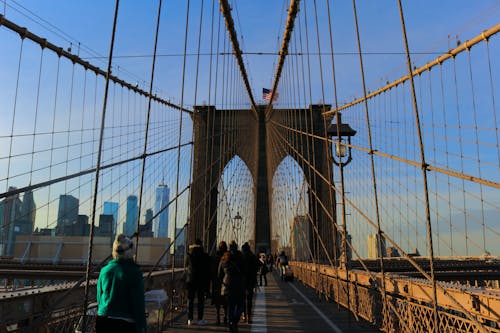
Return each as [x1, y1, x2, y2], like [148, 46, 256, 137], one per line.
[262, 88, 279, 101]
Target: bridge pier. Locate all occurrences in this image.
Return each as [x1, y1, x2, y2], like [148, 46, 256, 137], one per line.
[190, 105, 337, 259]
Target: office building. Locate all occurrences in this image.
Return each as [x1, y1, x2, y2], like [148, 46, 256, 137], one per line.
[367, 234, 387, 259]
[57, 194, 79, 236]
[154, 184, 169, 238]
[0, 187, 23, 256]
[141, 209, 154, 237]
[103, 201, 119, 238]
[124, 195, 138, 236]
[99, 214, 114, 237]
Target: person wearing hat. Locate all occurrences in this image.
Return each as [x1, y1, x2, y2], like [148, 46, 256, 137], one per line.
[96, 234, 146, 333]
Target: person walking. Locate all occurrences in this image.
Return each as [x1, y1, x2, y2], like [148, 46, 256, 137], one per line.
[258, 253, 268, 286]
[241, 242, 259, 324]
[185, 238, 210, 326]
[96, 234, 146, 333]
[219, 240, 245, 333]
[276, 251, 289, 281]
[267, 253, 274, 272]
[211, 241, 228, 325]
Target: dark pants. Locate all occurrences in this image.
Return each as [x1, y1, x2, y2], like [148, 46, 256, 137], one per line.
[227, 293, 243, 326]
[259, 273, 267, 286]
[188, 286, 205, 320]
[95, 316, 136, 333]
[243, 289, 254, 320]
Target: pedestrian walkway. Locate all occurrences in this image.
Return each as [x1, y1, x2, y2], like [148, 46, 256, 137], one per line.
[165, 271, 380, 333]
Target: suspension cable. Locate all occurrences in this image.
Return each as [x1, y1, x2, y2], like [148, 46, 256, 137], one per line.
[82, 1, 120, 331]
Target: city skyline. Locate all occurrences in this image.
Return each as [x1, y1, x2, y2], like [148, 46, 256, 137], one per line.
[0, 184, 172, 254]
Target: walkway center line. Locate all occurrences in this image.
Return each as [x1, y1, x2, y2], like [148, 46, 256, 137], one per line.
[288, 282, 343, 333]
[251, 286, 267, 333]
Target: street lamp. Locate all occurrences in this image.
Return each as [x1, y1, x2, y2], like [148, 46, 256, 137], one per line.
[327, 111, 356, 268]
[232, 212, 242, 245]
[327, 112, 357, 166]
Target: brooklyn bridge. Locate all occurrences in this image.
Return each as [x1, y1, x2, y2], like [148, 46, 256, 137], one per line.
[0, 0, 499, 332]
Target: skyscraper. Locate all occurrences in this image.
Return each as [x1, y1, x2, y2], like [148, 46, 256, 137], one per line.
[57, 195, 79, 236]
[154, 184, 169, 238]
[124, 195, 138, 236]
[142, 208, 154, 237]
[367, 234, 387, 259]
[103, 201, 119, 238]
[99, 214, 114, 237]
[145, 208, 154, 225]
[0, 187, 23, 256]
[20, 189, 36, 235]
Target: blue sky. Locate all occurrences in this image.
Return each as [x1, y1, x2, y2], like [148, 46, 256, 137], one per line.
[2, 0, 498, 105]
[0, 0, 498, 256]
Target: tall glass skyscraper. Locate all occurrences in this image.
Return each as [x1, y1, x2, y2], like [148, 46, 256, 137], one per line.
[57, 194, 79, 236]
[124, 195, 138, 236]
[154, 184, 169, 238]
[103, 201, 119, 238]
[0, 187, 23, 256]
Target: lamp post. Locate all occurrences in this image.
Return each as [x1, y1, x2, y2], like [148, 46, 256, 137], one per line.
[328, 112, 356, 267]
[328, 112, 357, 166]
[232, 212, 242, 245]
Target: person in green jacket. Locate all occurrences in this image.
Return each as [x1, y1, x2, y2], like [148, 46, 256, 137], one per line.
[96, 234, 146, 333]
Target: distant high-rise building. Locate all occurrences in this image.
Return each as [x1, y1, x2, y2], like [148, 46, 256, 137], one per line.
[154, 184, 169, 238]
[19, 189, 36, 235]
[367, 234, 386, 259]
[141, 209, 154, 237]
[57, 195, 79, 236]
[124, 195, 138, 236]
[0, 187, 23, 256]
[72, 214, 90, 236]
[290, 215, 309, 261]
[145, 208, 153, 225]
[387, 246, 400, 258]
[103, 201, 119, 238]
[99, 214, 114, 237]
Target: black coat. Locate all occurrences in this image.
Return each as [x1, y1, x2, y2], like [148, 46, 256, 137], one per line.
[218, 250, 245, 298]
[241, 251, 259, 291]
[185, 244, 210, 290]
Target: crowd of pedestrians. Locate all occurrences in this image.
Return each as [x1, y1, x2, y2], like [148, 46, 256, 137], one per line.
[184, 238, 281, 332]
[95, 234, 287, 333]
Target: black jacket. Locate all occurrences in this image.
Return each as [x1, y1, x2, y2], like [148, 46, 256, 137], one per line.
[185, 244, 210, 290]
[218, 250, 245, 298]
[241, 250, 259, 291]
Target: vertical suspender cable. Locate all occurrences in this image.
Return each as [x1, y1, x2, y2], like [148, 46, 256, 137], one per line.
[325, 0, 342, 309]
[136, 0, 164, 253]
[395, 0, 439, 331]
[5, 38, 24, 193]
[83, 1, 120, 331]
[202, 0, 214, 251]
[191, 0, 204, 251]
[171, 2, 191, 320]
[350, 0, 386, 326]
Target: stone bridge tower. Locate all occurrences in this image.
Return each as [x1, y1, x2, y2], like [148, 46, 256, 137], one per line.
[190, 105, 336, 260]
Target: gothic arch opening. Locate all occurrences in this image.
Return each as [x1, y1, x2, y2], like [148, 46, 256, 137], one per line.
[271, 155, 309, 259]
[217, 155, 255, 250]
